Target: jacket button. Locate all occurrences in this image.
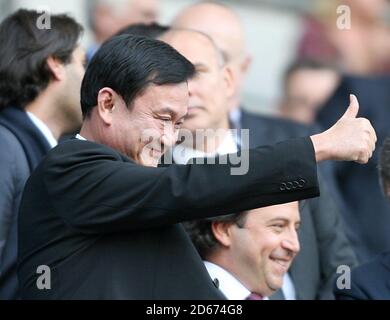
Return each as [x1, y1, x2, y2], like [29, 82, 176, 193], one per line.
[286, 182, 293, 190]
[280, 182, 287, 191]
[299, 179, 306, 187]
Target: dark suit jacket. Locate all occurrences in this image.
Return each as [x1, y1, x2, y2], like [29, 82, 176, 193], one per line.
[239, 110, 358, 300]
[317, 75, 390, 262]
[334, 251, 390, 300]
[18, 137, 319, 299]
[0, 107, 50, 299]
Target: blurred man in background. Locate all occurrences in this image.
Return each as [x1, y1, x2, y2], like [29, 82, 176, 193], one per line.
[335, 137, 390, 299]
[88, 0, 159, 60]
[279, 60, 341, 126]
[0, 9, 84, 299]
[172, 1, 250, 127]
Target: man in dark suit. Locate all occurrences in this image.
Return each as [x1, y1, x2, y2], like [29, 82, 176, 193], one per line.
[240, 112, 358, 300]
[0, 10, 85, 299]
[185, 201, 302, 300]
[18, 33, 375, 300]
[162, 27, 358, 300]
[335, 137, 390, 300]
[318, 76, 390, 262]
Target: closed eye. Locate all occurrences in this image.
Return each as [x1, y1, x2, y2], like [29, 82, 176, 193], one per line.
[175, 121, 184, 129]
[271, 224, 284, 232]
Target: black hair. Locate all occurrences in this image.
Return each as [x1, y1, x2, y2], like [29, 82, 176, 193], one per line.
[115, 22, 169, 39]
[80, 34, 195, 118]
[183, 212, 248, 260]
[0, 9, 83, 110]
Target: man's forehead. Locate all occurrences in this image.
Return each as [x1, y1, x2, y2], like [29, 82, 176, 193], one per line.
[161, 30, 223, 66]
[162, 29, 214, 49]
[133, 83, 188, 112]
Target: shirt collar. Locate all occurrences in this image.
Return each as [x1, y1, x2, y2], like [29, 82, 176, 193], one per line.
[204, 261, 250, 300]
[229, 109, 242, 130]
[26, 112, 57, 148]
[172, 130, 238, 164]
[75, 134, 87, 141]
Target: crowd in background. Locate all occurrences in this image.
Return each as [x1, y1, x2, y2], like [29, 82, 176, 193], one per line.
[0, 0, 390, 300]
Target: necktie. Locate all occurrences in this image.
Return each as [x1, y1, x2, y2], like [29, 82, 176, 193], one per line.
[246, 293, 263, 300]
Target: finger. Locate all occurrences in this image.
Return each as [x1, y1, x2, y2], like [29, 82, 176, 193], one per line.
[363, 118, 377, 144]
[341, 94, 359, 119]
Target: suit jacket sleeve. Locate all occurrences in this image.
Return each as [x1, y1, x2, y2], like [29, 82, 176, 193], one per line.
[42, 137, 319, 234]
[312, 175, 359, 299]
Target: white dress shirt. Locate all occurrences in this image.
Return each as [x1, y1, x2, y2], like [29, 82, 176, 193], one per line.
[27, 112, 57, 148]
[282, 273, 296, 300]
[172, 130, 238, 164]
[204, 261, 270, 300]
[204, 261, 251, 300]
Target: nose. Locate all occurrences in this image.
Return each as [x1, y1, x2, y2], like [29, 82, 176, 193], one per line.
[281, 230, 300, 255]
[161, 123, 178, 149]
[187, 77, 198, 98]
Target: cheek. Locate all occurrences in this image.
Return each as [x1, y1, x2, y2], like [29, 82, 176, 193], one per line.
[256, 233, 282, 258]
[137, 120, 164, 147]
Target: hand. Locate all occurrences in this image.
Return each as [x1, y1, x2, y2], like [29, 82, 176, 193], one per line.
[311, 94, 377, 164]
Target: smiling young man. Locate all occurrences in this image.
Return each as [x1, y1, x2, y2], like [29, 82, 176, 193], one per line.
[185, 201, 301, 299]
[0, 9, 84, 299]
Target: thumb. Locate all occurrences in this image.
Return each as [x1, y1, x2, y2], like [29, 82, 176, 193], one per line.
[341, 94, 359, 119]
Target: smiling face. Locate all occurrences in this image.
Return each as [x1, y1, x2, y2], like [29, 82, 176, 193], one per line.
[214, 201, 300, 297]
[95, 82, 189, 167]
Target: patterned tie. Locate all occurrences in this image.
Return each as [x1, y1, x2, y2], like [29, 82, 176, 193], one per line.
[246, 293, 263, 300]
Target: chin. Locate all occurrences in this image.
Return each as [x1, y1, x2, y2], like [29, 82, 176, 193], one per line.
[266, 274, 284, 293]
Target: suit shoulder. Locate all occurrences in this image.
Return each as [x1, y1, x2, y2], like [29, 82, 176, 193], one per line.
[241, 110, 312, 135]
[0, 124, 27, 163]
[40, 139, 131, 170]
[352, 252, 390, 281]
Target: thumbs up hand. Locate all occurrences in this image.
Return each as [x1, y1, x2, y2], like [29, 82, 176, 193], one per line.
[311, 94, 377, 164]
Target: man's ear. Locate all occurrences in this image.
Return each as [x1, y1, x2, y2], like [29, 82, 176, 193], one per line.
[240, 54, 252, 76]
[46, 56, 65, 81]
[211, 221, 233, 248]
[222, 65, 235, 99]
[96, 87, 119, 125]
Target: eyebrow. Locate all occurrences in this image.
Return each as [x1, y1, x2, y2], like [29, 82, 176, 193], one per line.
[157, 107, 187, 121]
[268, 217, 301, 224]
[193, 63, 208, 70]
